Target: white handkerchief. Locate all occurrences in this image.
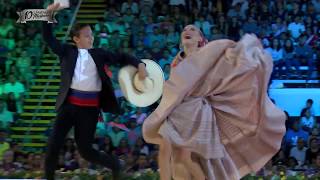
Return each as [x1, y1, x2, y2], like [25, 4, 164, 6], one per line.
[54, 0, 70, 8]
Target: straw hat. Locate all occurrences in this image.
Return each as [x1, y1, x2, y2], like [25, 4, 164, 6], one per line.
[118, 59, 164, 107]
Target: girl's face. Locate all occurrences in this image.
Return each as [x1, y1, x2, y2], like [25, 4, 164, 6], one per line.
[181, 25, 202, 48]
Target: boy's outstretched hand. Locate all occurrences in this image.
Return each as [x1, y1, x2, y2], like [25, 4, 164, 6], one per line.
[47, 3, 63, 11]
[138, 63, 148, 80]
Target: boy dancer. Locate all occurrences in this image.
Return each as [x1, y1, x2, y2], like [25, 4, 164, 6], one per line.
[43, 3, 147, 180]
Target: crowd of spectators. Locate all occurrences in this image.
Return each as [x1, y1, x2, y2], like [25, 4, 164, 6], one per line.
[0, 0, 78, 128]
[0, 0, 320, 177]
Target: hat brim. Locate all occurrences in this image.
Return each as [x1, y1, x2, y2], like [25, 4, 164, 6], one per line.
[118, 59, 164, 107]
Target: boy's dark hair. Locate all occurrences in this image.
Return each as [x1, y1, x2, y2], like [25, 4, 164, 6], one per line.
[69, 23, 91, 40]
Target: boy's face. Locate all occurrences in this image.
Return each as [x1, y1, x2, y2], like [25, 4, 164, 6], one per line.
[73, 26, 94, 49]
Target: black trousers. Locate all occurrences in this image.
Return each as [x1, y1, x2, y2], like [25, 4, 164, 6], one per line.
[44, 102, 119, 180]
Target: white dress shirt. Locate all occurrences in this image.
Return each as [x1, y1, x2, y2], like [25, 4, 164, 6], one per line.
[70, 49, 102, 91]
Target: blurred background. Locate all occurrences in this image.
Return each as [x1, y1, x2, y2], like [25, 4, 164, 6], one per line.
[0, 0, 319, 178]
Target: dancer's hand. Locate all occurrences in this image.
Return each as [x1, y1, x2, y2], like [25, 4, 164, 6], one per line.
[138, 63, 147, 80]
[46, 3, 63, 11]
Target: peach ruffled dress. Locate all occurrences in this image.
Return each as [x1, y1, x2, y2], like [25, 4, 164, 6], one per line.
[142, 34, 286, 180]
